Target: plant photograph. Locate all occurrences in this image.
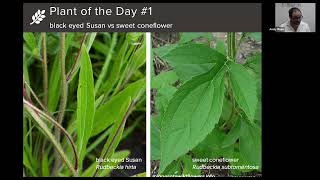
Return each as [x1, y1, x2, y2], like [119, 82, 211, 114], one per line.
[151, 32, 262, 177]
[23, 32, 146, 177]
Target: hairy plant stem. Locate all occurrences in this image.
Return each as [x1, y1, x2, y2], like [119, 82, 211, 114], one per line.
[41, 33, 48, 106]
[227, 32, 236, 60]
[221, 33, 238, 130]
[53, 32, 67, 175]
[66, 33, 88, 82]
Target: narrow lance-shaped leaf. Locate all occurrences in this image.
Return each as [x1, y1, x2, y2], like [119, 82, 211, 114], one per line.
[92, 97, 132, 177]
[23, 102, 77, 176]
[47, 33, 74, 112]
[92, 78, 145, 137]
[159, 61, 226, 173]
[76, 46, 95, 172]
[229, 61, 258, 121]
[23, 32, 37, 53]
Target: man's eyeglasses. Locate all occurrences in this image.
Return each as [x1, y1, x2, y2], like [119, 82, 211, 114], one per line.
[291, 16, 303, 20]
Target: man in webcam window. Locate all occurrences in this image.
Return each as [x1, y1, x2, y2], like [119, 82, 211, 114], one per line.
[279, 7, 310, 32]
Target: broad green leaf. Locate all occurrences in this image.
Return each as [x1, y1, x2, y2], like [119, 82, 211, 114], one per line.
[153, 44, 179, 58]
[230, 151, 255, 174]
[77, 46, 95, 172]
[156, 86, 177, 117]
[239, 119, 261, 167]
[179, 32, 212, 44]
[181, 155, 201, 176]
[192, 128, 233, 159]
[222, 117, 242, 148]
[151, 70, 179, 89]
[244, 53, 261, 75]
[221, 98, 233, 121]
[245, 53, 261, 99]
[160, 43, 226, 81]
[82, 150, 130, 177]
[92, 78, 145, 136]
[229, 61, 257, 121]
[151, 117, 161, 160]
[215, 39, 226, 55]
[159, 63, 226, 173]
[254, 101, 262, 126]
[161, 160, 182, 175]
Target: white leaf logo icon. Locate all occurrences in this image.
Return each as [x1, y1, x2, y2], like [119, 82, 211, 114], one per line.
[30, 9, 46, 25]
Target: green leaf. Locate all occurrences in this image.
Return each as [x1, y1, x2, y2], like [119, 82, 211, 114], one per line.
[151, 117, 161, 160]
[99, 97, 131, 164]
[229, 61, 257, 121]
[247, 32, 261, 42]
[179, 32, 212, 44]
[23, 32, 37, 52]
[222, 117, 242, 148]
[156, 86, 177, 117]
[159, 63, 226, 173]
[47, 33, 74, 112]
[41, 151, 50, 176]
[151, 70, 179, 89]
[192, 128, 233, 159]
[76, 46, 95, 172]
[160, 43, 226, 81]
[244, 53, 261, 74]
[153, 44, 179, 58]
[230, 151, 255, 174]
[161, 160, 182, 175]
[215, 39, 226, 55]
[181, 155, 201, 176]
[239, 119, 261, 167]
[129, 39, 146, 74]
[92, 78, 145, 136]
[23, 103, 77, 176]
